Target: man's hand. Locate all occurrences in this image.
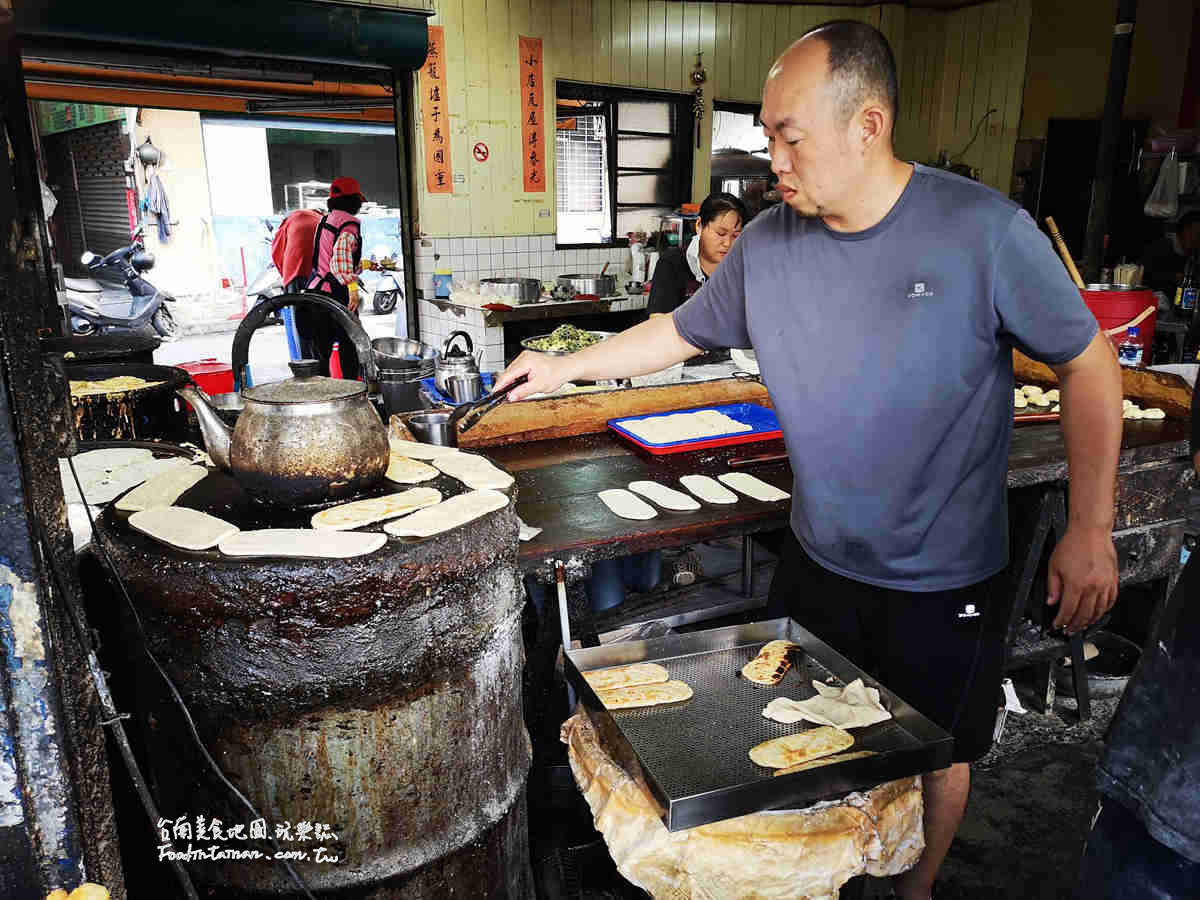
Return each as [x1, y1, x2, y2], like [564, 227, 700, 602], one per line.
[494, 350, 575, 402]
[1046, 524, 1118, 634]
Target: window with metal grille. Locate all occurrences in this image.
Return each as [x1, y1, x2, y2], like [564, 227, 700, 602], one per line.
[555, 82, 694, 248]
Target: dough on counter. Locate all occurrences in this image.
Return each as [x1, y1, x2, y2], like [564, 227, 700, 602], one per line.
[219, 529, 386, 558]
[628, 480, 701, 511]
[679, 474, 739, 504]
[128, 506, 238, 551]
[1020, 385, 1045, 399]
[383, 489, 509, 538]
[1051, 404, 1061, 413]
[749, 726, 855, 769]
[1014, 390, 1028, 410]
[432, 452, 515, 490]
[598, 488, 658, 520]
[311, 487, 442, 531]
[388, 437, 461, 459]
[114, 464, 208, 512]
[1123, 405, 1144, 420]
[1044, 389, 1060, 403]
[385, 454, 440, 484]
[1142, 407, 1166, 419]
[583, 663, 670, 692]
[718, 472, 790, 502]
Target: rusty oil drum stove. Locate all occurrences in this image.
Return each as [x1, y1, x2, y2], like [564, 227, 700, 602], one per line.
[93, 468, 533, 896]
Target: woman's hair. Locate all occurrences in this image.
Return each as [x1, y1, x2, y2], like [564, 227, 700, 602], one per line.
[699, 192, 748, 228]
[328, 194, 364, 215]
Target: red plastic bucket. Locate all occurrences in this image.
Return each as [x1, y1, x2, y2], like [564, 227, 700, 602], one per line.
[1080, 286, 1156, 359]
[177, 358, 234, 396]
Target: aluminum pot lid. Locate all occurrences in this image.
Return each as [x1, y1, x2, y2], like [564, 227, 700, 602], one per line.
[243, 375, 365, 405]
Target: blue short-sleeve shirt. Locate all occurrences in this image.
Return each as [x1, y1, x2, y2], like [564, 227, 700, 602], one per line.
[674, 164, 1098, 590]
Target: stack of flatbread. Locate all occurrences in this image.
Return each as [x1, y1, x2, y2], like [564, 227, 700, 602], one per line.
[582, 662, 693, 710]
[741, 640, 800, 685]
[621, 409, 753, 444]
[762, 678, 893, 729]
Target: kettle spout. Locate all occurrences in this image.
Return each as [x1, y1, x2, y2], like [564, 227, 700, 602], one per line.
[176, 385, 233, 471]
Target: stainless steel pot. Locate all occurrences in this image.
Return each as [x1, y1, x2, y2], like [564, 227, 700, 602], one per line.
[557, 273, 616, 297]
[480, 277, 542, 304]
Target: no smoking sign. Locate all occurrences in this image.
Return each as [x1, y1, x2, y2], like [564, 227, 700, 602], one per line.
[473, 142, 489, 162]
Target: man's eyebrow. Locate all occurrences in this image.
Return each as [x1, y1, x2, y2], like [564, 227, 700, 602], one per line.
[764, 116, 798, 131]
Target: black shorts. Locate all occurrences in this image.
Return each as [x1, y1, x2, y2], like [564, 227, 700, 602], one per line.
[766, 530, 1010, 763]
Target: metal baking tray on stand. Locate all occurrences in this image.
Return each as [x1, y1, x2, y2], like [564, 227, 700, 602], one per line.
[564, 618, 953, 832]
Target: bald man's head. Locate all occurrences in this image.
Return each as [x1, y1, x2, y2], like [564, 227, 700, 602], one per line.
[772, 20, 898, 132]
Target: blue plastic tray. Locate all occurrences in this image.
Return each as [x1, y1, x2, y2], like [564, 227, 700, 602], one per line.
[420, 373, 496, 407]
[608, 403, 782, 455]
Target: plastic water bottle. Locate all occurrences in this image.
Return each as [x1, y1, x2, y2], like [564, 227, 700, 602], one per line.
[1117, 326, 1143, 367]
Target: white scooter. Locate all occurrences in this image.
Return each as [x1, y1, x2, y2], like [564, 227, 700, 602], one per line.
[66, 225, 178, 339]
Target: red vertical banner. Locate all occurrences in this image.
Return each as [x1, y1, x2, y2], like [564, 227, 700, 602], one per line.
[420, 26, 453, 194]
[519, 36, 545, 193]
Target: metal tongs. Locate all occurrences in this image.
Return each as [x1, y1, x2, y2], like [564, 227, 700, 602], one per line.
[449, 374, 529, 434]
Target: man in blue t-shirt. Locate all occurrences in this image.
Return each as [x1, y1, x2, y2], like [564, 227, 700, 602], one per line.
[498, 20, 1123, 899]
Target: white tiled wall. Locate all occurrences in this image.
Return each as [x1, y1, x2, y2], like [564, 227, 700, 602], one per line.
[411, 235, 629, 299]
[416, 298, 507, 374]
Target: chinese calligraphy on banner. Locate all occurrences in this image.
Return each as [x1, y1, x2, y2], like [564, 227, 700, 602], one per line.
[420, 26, 453, 194]
[519, 36, 545, 193]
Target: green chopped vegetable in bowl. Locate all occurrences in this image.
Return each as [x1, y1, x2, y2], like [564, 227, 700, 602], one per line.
[522, 325, 613, 355]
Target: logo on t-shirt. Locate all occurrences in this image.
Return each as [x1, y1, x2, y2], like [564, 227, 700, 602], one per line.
[957, 603, 981, 619]
[907, 281, 935, 300]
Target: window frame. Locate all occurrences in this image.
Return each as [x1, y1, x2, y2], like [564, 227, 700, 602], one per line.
[555, 80, 695, 250]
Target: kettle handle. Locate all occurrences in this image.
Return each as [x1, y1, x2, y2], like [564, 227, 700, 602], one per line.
[231, 292, 379, 389]
[442, 330, 474, 358]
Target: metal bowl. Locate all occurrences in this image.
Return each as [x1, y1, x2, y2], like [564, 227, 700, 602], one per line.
[481, 277, 543, 304]
[520, 330, 617, 357]
[406, 411, 458, 447]
[557, 273, 616, 298]
[372, 337, 438, 366]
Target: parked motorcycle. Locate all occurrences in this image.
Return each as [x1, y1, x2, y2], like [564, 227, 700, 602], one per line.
[361, 246, 404, 314]
[67, 225, 178, 339]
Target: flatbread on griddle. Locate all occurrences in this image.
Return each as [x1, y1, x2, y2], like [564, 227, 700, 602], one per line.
[128, 507, 239, 551]
[741, 640, 800, 685]
[582, 663, 670, 693]
[749, 726, 855, 769]
[773, 750, 877, 777]
[311, 488, 441, 531]
[595, 680, 693, 710]
[114, 463, 208, 512]
[384, 454, 440, 484]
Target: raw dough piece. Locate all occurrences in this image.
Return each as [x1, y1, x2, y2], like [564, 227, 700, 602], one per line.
[1122, 405, 1144, 420]
[1013, 390, 1028, 410]
[598, 488, 658, 520]
[383, 489, 509, 538]
[432, 453, 515, 490]
[129, 506, 239, 551]
[718, 472, 790, 503]
[762, 679, 893, 729]
[773, 750, 878, 777]
[220, 529, 386, 558]
[388, 437, 461, 459]
[311, 487, 442, 530]
[1020, 385, 1044, 399]
[1142, 407, 1166, 419]
[583, 662, 670, 692]
[596, 680, 693, 710]
[742, 640, 800, 685]
[679, 474, 739, 504]
[749, 726, 855, 769]
[1044, 389, 1060, 403]
[621, 409, 753, 444]
[1051, 404, 1061, 413]
[628, 480, 701, 511]
[385, 455, 440, 484]
[115, 464, 208, 512]
[59, 449, 186, 505]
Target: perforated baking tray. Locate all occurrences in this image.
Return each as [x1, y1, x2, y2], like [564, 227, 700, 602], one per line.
[564, 619, 953, 831]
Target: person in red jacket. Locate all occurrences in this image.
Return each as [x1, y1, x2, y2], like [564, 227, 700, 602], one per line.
[303, 176, 367, 379]
[270, 207, 321, 358]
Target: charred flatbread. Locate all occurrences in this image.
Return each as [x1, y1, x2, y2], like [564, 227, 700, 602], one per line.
[749, 726, 855, 769]
[596, 680, 693, 710]
[772, 750, 877, 777]
[582, 663, 670, 693]
[741, 640, 800, 685]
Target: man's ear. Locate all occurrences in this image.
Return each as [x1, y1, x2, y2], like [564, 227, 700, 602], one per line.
[859, 104, 888, 153]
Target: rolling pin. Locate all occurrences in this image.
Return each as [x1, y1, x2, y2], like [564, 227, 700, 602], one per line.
[1044, 217, 1086, 290]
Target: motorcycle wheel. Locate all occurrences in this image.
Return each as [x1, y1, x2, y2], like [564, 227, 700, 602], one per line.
[373, 289, 400, 315]
[152, 304, 179, 341]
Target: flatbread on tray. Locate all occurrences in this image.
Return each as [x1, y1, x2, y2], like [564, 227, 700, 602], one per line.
[582, 662, 670, 693]
[741, 640, 800, 685]
[749, 726, 855, 769]
[596, 680, 693, 710]
[773, 750, 878, 777]
[311, 488, 442, 531]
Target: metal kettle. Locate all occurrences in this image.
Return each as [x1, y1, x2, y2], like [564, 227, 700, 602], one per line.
[435, 330, 481, 397]
[178, 293, 389, 507]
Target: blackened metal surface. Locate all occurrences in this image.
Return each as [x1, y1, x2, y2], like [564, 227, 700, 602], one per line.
[0, 13, 125, 895]
[41, 331, 160, 364]
[66, 361, 191, 443]
[93, 492, 531, 892]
